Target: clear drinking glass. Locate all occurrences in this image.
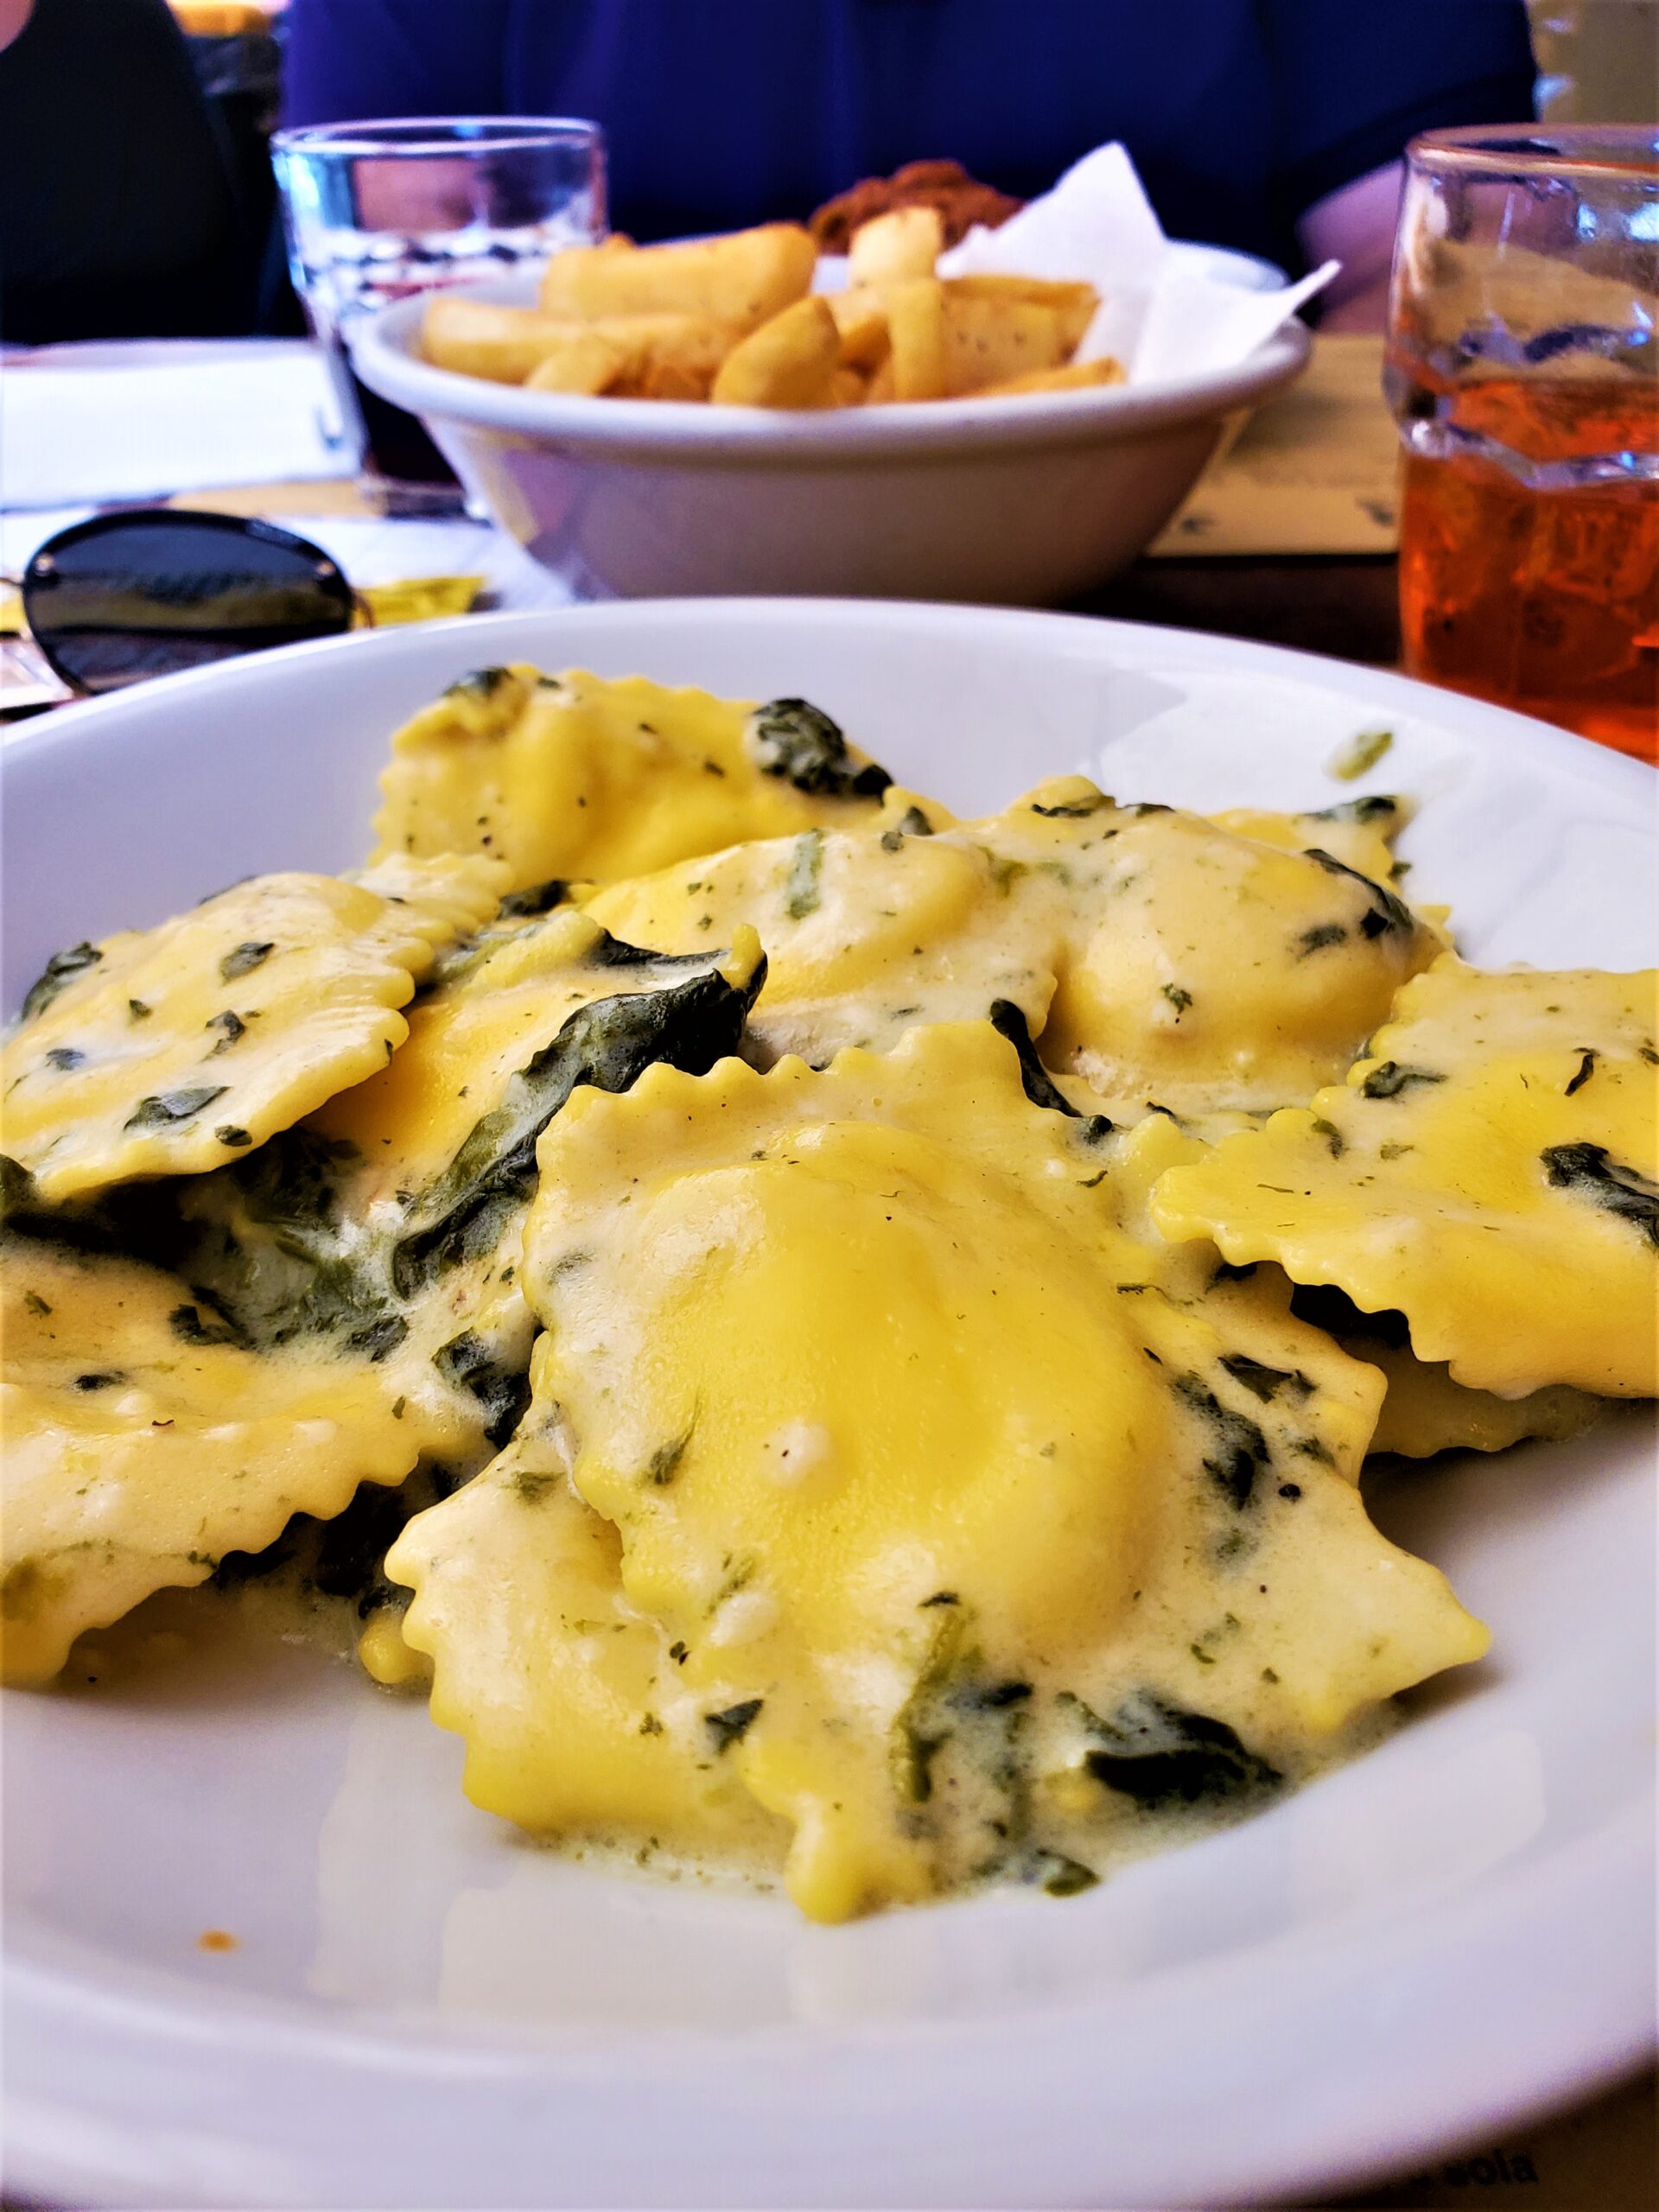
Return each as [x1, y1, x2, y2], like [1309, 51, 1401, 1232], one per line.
[272, 117, 607, 512]
[1386, 126, 1657, 760]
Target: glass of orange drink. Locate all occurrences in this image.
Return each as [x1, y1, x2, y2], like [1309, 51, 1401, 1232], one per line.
[1389, 126, 1657, 762]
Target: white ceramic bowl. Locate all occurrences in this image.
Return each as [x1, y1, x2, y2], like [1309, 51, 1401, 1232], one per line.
[353, 247, 1309, 604]
[3, 602, 1654, 2212]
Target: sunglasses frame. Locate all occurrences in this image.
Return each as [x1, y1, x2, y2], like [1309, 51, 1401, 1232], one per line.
[19, 508, 359, 697]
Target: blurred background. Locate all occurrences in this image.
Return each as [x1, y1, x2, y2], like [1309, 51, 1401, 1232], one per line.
[2, 3, 1652, 720]
[17, 0, 1658, 340]
[1529, 0, 1659, 118]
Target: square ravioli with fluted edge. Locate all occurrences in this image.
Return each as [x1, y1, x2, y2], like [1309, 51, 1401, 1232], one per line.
[6, 663, 1651, 1929]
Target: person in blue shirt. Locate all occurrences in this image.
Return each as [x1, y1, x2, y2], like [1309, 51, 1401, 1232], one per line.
[281, 0, 1537, 332]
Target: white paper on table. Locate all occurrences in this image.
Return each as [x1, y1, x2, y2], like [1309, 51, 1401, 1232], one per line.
[938, 141, 1338, 385]
[0, 344, 355, 510]
[292, 515, 575, 613]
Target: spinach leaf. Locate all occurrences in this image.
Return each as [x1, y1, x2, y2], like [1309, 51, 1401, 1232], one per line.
[880, 804, 935, 851]
[1295, 923, 1348, 958]
[1303, 848, 1415, 940]
[444, 666, 514, 701]
[1031, 1852, 1099, 1896]
[219, 941, 275, 982]
[432, 1330, 531, 1447]
[950, 1678, 1033, 1712]
[175, 1128, 384, 1347]
[783, 830, 823, 920]
[393, 951, 764, 1295]
[1171, 1373, 1270, 1508]
[210, 1516, 306, 1590]
[1325, 728, 1393, 781]
[168, 1300, 247, 1349]
[744, 698, 891, 800]
[582, 929, 721, 970]
[645, 1431, 691, 1486]
[987, 1001, 1112, 1140]
[1081, 1690, 1281, 1806]
[1543, 1142, 1659, 1248]
[889, 1599, 966, 1803]
[1311, 794, 1402, 827]
[226, 1128, 357, 1232]
[1359, 1060, 1446, 1100]
[21, 941, 102, 1022]
[1031, 794, 1108, 819]
[346, 1315, 410, 1364]
[1309, 1116, 1346, 1157]
[496, 878, 570, 918]
[705, 1699, 764, 1753]
[1217, 1353, 1312, 1403]
[123, 1086, 227, 1131]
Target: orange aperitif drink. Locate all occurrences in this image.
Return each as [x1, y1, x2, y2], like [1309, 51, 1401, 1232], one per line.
[1389, 129, 1658, 762]
[1398, 378, 1657, 760]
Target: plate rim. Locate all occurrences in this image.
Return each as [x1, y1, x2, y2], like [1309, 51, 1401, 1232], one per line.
[8, 1804, 1653, 2209]
[4, 597, 1655, 803]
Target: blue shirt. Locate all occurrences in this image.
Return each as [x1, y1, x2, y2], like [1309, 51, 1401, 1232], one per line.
[282, 0, 1535, 271]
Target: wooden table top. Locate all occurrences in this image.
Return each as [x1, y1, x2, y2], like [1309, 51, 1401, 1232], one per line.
[1082, 330, 1402, 664]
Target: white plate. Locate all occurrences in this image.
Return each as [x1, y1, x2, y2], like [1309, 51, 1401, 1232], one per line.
[3, 602, 1655, 2212]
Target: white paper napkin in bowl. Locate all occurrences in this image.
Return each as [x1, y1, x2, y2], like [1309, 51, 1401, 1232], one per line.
[938, 141, 1338, 383]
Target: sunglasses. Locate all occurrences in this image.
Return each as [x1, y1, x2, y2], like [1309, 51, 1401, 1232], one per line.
[16, 509, 363, 699]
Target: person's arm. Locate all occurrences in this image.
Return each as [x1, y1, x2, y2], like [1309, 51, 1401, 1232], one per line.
[1297, 160, 1402, 334]
[281, 0, 512, 127]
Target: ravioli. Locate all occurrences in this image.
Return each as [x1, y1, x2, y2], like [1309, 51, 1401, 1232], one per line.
[2, 917, 772, 1684]
[371, 669, 913, 892]
[590, 776, 1443, 1119]
[1153, 958, 1659, 1397]
[486, 1020, 1484, 1921]
[311, 906, 754, 1192]
[587, 787, 1058, 1065]
[386, 1350, 790, 1869]
[16, 653, 1641, 1924]
[169, 917, 769, 1487]
[1364, 1339, 1605, 1458]
[1096, 1124, 1607, 1459]
[1211, 794, 1409, 892]
[0, 1237, 429, 1685]
[2, 857, 505, 1203]
[1007, 786, 1442, 1117]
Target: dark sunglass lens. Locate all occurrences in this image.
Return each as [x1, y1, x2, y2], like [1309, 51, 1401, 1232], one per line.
[23, 514, 355, 696]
